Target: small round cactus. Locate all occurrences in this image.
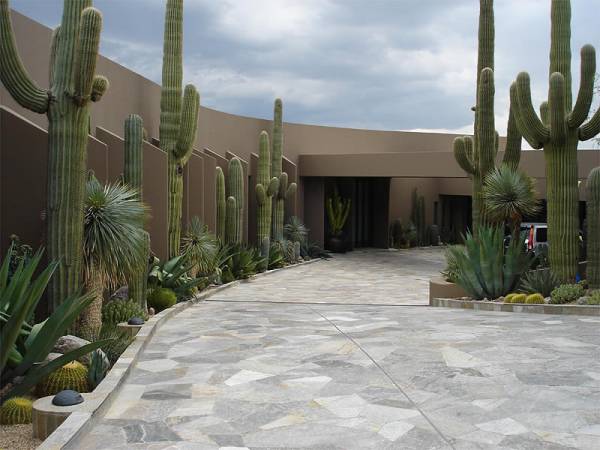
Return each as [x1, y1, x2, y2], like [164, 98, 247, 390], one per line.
[0, 397, 33, 425]
[102, 299, 148, 326]
[525, 293, 545, 304]
[37, 361, 89, 397]
[147, 287, 177, 312]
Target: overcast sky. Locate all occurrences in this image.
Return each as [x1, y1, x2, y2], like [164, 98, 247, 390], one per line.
[10, 0, 600, 135]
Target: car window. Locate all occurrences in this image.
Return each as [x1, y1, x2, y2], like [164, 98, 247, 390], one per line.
[536, 228, 547, 242]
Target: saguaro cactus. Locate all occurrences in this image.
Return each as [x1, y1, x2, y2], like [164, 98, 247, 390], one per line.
[160, 0, 200, 258]
[0, 0, 107, 310]
[124, 114, 148, 309]
[215, 167, 226, 241]
[454, 0, 522, 236]
[227, 157, 244, 244]
[588, 167, 600, 289]
[255, 131, 280, 269]
[271, 99, 297, 240]
[225, 196, 238, 245]
[511, 0, 600, 281]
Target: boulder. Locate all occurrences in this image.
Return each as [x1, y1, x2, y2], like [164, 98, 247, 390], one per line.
[53, 335, 107, 366]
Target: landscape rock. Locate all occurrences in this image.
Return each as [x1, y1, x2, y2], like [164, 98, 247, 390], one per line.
[52, 390, 84, 407]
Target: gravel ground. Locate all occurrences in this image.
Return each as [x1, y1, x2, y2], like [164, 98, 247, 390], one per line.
[0, 424, 41, 450]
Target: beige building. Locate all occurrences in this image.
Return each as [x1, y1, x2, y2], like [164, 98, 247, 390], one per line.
[1, 11, 599, 258]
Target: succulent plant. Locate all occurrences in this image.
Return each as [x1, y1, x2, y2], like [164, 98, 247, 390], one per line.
[87, 349, 110, 390]
[37, 361, 89, 397]
[101, 299, 148, 327]
[550, 283, 585, 305]
[525, 293, 545, 304]
[147, 287, 177, 312]
[0, 397, 33, 425]
[215, 167, 226, 241]
[227, 158, 244, 244]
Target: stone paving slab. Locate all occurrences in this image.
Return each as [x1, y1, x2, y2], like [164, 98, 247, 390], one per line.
[77, 250, 600, 449]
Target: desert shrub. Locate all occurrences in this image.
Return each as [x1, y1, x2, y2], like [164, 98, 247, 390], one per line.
[585, 290, 600, 305]
[550, 284, 585, 304]
[441, 245, 464, 283]
[519, 269, 560, 297]
[148, 287, 177, 312]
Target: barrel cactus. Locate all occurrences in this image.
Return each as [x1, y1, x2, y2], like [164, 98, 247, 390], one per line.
[160, 0, 200, 258]
[101, 299, 148, 327]
[0, 397, 33, 425]
[147, 287, 177, 312]
[454, 0, 522, 236]
[588, 167, 600, 288]
[0, 0, 108, 310]
[271, 99, 297, 240]
[215, 167, 226, 241]
[511, 0, 600, 281]
[227, 158, 244, 244]
[124, 114, 149, 309]
[255, 131, 279, 270]
[37, 361, 89, 397]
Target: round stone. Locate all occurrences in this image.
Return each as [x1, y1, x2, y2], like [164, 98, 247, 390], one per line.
[128, 317, 145, 326]
[52, 390, 84, 407]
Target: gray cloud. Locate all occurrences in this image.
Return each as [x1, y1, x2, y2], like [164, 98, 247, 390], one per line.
[11, 0, 600, 134]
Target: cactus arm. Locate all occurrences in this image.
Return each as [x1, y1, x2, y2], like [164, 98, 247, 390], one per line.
[73, 7, 102, 105]
[511, 78, 546, 149]
[453, 137, 476, 175]
[515, 72, 551, 144]
[477, 68, 496, 175]
[91, 75, 108, 102]
[267, 177, 279, 196]
[286, 182, 297, 199]
[271, 98, 283, 179]
[501, 103, 522, 170]
[549, 72, 567, 143]
[0, 0, 49, 113]
[49, 26, 61, 86]
[175, 84, 200, 163]
[540, 101, 550, 126]
[550, 0, 572, 108]
[579, 109, 600, 141]
[568, 45, 595, 128]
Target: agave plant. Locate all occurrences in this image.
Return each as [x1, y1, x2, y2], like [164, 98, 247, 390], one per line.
[78, 177, 149, 340]
[284, 216, 309, 244]
[221, 245, 264, 282]
[448, 226, 533, 300]
[482, 167, 539, 240]
[268, 243, 286, 270]
[181, 216, 218, 278]
[0, 245, 108, 401]
[519, 268, 561, 298]
[147, 254, 209, 299]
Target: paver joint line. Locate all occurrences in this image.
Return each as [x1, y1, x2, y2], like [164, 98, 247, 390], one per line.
[307, 305, 457, 450]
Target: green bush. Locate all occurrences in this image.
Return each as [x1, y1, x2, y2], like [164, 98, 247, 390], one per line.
[442, 245, 463, 283]
[586, 290, 600, 305]
[101, 299, 147, 326]
[525, 293, 545, 304]
[148, 288, 177, 312]
[550, 284, 585, 304]
[519, 269, 560, 297]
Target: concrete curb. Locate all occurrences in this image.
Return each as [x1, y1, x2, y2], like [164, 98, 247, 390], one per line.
[430, 297, 600, 317]
[39, 258, 323, 449]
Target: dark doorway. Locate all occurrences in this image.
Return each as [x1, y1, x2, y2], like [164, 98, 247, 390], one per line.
[324, 178, 390, 250]
[440, 195, 471, 243]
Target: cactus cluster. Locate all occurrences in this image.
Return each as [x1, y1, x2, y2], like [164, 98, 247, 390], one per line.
[511, 0, 600, 281]
[101, 299, 148, 327]
[124, 114, 149, 309]
[588, 167, 600, 289]
[271, 99, 297, 241]
[0, 397, 33, 425]
[160, 0, 200, 258]
[0, 0, 107, 310]
[37, 361, 89, 397]
[255, 131, 279, 269]
[453, 0, 522, 236]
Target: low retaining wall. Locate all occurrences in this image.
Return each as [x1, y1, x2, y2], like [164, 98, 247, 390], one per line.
[430, 297, 600, 317]
[38, 258, 323, 450]
[428, 277, 467, 304]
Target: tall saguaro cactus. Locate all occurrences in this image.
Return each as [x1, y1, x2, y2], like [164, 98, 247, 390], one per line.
[124, 114, 149, 309]
[271, 99, 297, 240]
[588, 168, 600, 289]
[160, 0, 200, 258]
[511, 0, 600, 281]
[453, 0, 522, 236]
[0, 0, 108, 310]
[227, 157, 244, 244]
[215, 167, 226, 241]
[255, 131, 280, 269]
[225, 196, 238, 245]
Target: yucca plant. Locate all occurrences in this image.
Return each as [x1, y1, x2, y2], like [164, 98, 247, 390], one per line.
[221, 245, 264, 281]
[0, 245, 108, 401]
[77, 177, 149, 340]
[448, 226, 533, 300]
[284, 216, 309, 244]
[483, 167, 540, 241]
[268, 243, 286, 270]
[180, 216, 218, 278]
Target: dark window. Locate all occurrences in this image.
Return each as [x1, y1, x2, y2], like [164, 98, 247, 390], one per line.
[536, 228, 547, 243]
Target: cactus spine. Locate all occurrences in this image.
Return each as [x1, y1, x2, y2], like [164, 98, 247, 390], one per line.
[225, 196, 238, 245]
[255, 131, 280, 269]
[124, 114, 148, 309]
[511, 0, 600, 281]
[215, 167, 226, 240]
[271, 99, 297, 240]
[588, 167, 600, 289]
[227, 157, 244, 244]
[160, 0, 200, 258]
[453, 0, 522, 236]
[0, 0, 107, 310]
